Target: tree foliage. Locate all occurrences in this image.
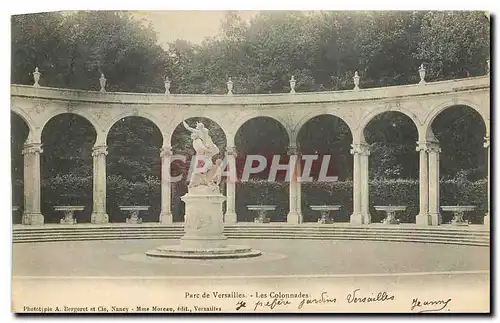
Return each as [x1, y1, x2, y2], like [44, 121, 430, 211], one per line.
[12, 11, 168, 92]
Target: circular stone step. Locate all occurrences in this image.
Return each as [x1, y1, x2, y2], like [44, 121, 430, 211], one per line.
[146, 245, 262, 259]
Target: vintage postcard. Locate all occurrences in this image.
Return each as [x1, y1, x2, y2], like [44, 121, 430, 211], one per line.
[10, 10, 490, 313]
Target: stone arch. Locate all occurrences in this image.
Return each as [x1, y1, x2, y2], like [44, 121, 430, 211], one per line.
[296, 113, 354, 186]
[104, 110, 165, 146]
[363, 110, 420, 182]
[233, 115, 291, 148]
[10, 111, 31, 224]
[295, 111, 354, 145]
[359, 105, 422, 143]
[10, 111, 30, 141]
[424, 99, 488, 138]
[10, 107, 38, 142]
[40, 112, 98, 224]
[105, 115, 164, 223]
[40, 111, 100, 144]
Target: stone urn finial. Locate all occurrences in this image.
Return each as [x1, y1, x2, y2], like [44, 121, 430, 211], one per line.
[227, 77, 233, 95]
[418, 64, 426, 85]
[353, 71, 360, 90]
[165, 76, 171, 95]
[99, 73, 107, 92]
[289, 75, 296, 94]
[33, 67, 41, 88]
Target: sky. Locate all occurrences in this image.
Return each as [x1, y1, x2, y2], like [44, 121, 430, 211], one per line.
[131, 11, 258, 48]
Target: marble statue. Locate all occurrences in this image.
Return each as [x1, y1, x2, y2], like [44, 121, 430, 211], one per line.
[182, 120, 222, 189]
[146, 122, 260, 258]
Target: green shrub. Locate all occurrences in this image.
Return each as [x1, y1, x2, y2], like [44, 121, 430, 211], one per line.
[106, 175, 161, 223]
[232, 179, 487, 224]
[236, 180, 289, 222]
[22, 175, 487, 224]
[41, 173, 93, 223]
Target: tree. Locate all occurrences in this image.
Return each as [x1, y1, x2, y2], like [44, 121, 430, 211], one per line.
[11, 12, 69, 86]
[415, 11, 490, 80]
[12, 11, 169, 92]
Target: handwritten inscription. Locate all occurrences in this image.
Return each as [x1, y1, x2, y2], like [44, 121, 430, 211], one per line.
[411, 298, 452, 313]
[346, 289, 395, 304]
[298, 292, 337, 310]
[253, 298, 292, 311]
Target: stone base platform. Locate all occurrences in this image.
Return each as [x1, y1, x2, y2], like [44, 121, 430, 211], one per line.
[146, 245, 262, 259]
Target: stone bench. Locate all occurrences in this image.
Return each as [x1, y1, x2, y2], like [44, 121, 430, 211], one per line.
[374, 205, 407, 224]
[310, 205, 341, 224]
[120, 206, 150, 224]
[247, 205, 276, 223]
[54, 206, 85, 224]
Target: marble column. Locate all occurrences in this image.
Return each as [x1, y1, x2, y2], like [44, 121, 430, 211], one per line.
[350, 144, 362, 224]
[91, 145, 109, 224]
[21, 142, 44, 225]
[296, 159, 302, 217]
[415, 141, 430, 225]
[484, 136, 490, 228]
[224, 146, 237, 224]
[350, 143, 370, 224]
[360, 144, 371, 223]
[287, 146, 302, 224]
[159, 146, 173, 224]
[427, 141, 441, 226]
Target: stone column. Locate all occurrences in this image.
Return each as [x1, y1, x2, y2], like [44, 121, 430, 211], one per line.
[91, 145, 109, 224]
[360, 144, 371, 223]
[21, 142, 44, 225]
[159, 146, 173, 224]
[287, 146, 302, 224]
[484, 136, 490, 228]
[350, 144, 362, 224]
[350, 143, 370, 224]
[296, 159, 302, 216]
[415, 141, 430, 225]
[224, 146, 237, 224]
[427, 141, 441, 226]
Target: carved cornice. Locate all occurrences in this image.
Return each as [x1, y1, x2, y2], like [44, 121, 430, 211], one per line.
[10, 76, 489, 107]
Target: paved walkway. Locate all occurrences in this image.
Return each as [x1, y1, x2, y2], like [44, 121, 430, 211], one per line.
[13, 239, 489, 277]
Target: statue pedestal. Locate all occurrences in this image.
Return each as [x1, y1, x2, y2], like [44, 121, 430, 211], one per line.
[180, 193, 228, 248]
[147, 185, 261, 259]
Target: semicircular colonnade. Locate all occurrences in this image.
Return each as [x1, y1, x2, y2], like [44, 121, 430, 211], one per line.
[10, 74, 490, 227]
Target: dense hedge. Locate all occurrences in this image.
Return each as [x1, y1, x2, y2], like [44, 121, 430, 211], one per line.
[13, 177, 487, 225]
[40, 174, 93, 223]
[37, 174, 162, 223]
[235, 179, 487, 224]
[106, 175, 161, 223]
